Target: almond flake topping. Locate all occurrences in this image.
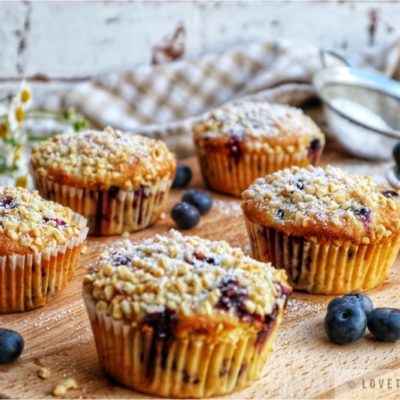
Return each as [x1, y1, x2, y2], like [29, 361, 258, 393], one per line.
[84, 230, 288, 322]
[0, 186, 81, 252]
[31, 127, 175, 191]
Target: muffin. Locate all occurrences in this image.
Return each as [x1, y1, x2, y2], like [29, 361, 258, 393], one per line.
[31, 127, 176, 235]
[83, 230, 291, 398]
[242, 165, 400, 294]
[0, 186, 88, 313]
[193, 101, 325, 196]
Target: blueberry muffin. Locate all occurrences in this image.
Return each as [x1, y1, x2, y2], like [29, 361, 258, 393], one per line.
[31, 127, 176, 235]
[193, 101, 325, 196]
[0, 187, 88, 312]
[83, 230, 291, 397]
[242, 165, 400, 294]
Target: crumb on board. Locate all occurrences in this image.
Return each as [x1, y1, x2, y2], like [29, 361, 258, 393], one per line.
[121, 231, 129, 238]
[52, 378, 78, 398]
[160, 211, 167, 220]
[37, 367, 51, 379]
[80, 245, 88, 255]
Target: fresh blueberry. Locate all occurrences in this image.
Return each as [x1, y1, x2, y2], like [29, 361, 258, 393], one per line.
[181, 189, 213, 215]
[0, 329, 24, 364]
[324, 303, 367, 344]
[328, 293, 373, 315]
[171, 202, 200, 230]
[172, 164, 192, 189]
[393, 142, 400, 170]
[368, 308, 400, 342]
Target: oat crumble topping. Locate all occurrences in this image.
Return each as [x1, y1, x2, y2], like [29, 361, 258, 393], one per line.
[31, 127, 176, 191]
[0, 186, 81, 253]
[242, 165, 400, 243]
[194, 101, 323, 142]
[84, 230, 289, 322]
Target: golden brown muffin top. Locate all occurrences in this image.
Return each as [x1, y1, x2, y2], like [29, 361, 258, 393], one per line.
[84, 230, 290, 334]
[193, 101, 325, 148]
[31, 127, 176, 191]
[242, 165, 400, 245]
[0, 187, 82, 255]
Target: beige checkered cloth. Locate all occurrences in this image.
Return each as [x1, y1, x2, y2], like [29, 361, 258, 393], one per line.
[46, 38, 400, 156]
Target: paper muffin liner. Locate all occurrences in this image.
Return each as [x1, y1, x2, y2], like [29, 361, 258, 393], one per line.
[195, 145, 323, 197]
[84, 293, 284, 398]
[31, 171, 172, 235]
[244, 218, 400, 294]
[0, 214, 88, 313]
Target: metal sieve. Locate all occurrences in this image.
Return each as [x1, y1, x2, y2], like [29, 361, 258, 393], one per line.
[313, 54, 400, 160]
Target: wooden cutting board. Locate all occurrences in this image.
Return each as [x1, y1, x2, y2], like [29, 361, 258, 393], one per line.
[0, 149, 399, 400]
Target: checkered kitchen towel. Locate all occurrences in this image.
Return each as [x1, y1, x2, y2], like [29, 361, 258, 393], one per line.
[42, 38, 400, 156]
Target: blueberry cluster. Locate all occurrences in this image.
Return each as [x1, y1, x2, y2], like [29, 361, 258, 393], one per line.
[325, 293, 400, 344]
[171, 164, 213, 230]
[0, 329, 24, 364]
[171, 189, 213, 229]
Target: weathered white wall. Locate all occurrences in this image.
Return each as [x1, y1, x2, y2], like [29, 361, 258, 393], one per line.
[1, 1, 400, 79]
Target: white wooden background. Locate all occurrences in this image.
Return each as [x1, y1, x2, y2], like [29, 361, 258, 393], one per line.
[1, 1, 400, 80]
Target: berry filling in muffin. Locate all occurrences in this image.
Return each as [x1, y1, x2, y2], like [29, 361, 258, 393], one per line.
[381, 190, 399, 198]
[0, 196, 17, 210]
[307, 138, 322, 162]
[225, 135, 244, 164]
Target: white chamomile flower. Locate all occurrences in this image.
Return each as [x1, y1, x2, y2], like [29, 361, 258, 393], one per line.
[19, 81, 31, 106]
[7, 100, 19, 132]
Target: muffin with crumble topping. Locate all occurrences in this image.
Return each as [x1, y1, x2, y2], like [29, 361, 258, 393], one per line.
[0, 186, 88, 313]
[242, 165, 400, 294]
[31, 127, 176, 235]
[193, 101, 325, 196]
[83, 230, 291, 398]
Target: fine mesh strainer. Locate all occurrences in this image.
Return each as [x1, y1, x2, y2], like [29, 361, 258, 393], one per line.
[313, 52, 400, 160]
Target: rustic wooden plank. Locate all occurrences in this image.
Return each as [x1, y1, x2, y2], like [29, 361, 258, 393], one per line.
[0, 151, 399, 399]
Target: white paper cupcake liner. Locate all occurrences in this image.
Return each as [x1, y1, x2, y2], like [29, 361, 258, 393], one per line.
[245, 218, 400, 294]
[0, 214, 88, 313]
[195, 144, 323, 197]
[32, 170, 172, 235]
[84, 293, 284, 398]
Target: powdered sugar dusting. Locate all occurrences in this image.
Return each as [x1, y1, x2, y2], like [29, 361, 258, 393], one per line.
[285, 298, 324, 318]
[214, 199, 242, 216]
[242, 165, 400, 243]
[196, 101, 319, 140]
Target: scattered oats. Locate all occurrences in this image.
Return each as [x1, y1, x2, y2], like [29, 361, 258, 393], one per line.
[37, 367, 51, 379]
[52, 378, 78, 398]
